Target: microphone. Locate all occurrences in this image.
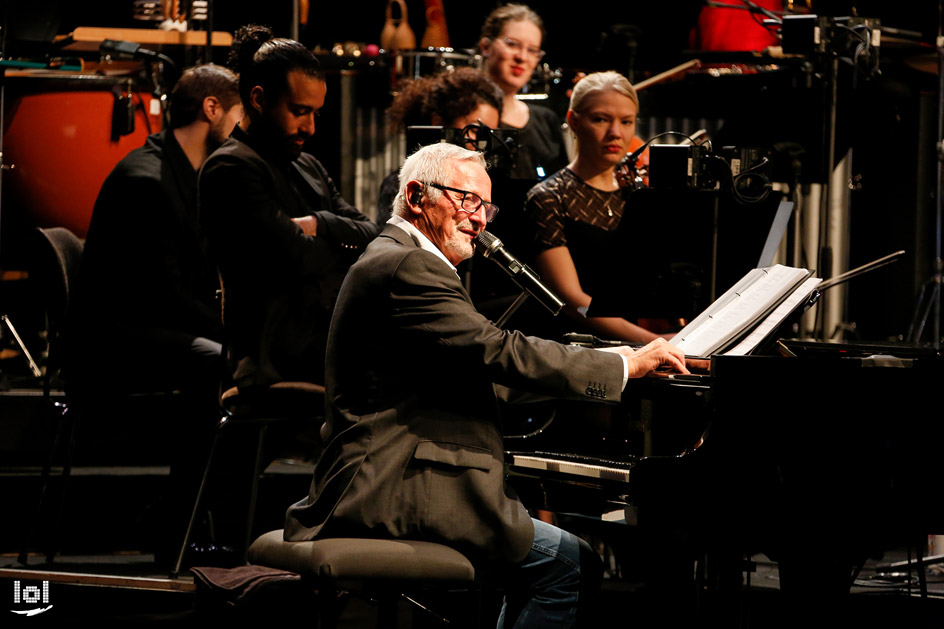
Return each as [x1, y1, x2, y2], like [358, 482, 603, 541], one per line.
[622, 142, 648, 169]
[621, 128, 710, 168]
[474, 230, 564, 316]
[100, 39, 177, 68]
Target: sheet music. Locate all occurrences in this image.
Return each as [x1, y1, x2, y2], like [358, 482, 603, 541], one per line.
[672, 268, 766, 346]
[673, 265, 812, 357]
[723, 277, 822, 356]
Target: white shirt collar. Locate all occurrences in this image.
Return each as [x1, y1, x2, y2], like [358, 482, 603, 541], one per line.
[387, 214, 457, 273]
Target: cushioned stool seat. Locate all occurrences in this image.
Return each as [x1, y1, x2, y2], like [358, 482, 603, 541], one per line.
[248, 529, 478, 627]
[221, 382, 326, 417]
[249, 530, 475, 582]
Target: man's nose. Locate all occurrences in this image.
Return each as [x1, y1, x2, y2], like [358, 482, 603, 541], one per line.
[470, 206, 487, 229]
[300, 112, 316, 136]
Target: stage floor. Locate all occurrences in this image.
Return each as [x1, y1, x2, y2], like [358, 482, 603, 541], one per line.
[2, 548, 944, 626]
[2, 381, 943, 627]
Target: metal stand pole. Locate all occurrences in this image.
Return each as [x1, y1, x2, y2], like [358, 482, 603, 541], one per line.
[205, 0, 214, 64]
[909, 2, 944, 349]
[814, 55, 839, 339]
[495, 292, 530, 330]
[1, 18, 7, 267]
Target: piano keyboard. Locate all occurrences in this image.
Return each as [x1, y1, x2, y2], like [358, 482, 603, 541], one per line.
[507, 452, 637, 483]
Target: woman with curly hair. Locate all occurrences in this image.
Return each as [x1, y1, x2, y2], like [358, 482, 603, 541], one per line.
[376, 67, 503, 223]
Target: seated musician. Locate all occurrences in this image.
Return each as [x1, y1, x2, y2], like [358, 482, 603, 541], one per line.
[68, 64, 242, 563]
[479, 3, 568, 181]
[524, 71, 664, 343]
[200, 26, 381, 389]
[376, 66, 504, 224]
[71, 63, 240, 396]
[284, 142, 690, 627]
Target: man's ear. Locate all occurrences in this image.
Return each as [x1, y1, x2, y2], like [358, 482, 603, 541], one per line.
[406, 181, 424, 213]
[249, 86, 266, 115]
[202, 96, 222, 122]
[478, 37, 491, 57]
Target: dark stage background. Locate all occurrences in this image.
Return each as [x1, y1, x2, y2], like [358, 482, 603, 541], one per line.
[1, 1, 941, 343]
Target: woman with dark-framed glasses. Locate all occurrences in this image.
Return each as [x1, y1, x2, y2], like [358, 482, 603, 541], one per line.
[479, 3, 567, 182]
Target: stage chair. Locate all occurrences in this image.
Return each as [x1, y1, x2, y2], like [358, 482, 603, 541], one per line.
[18, 228, 323, 573]
[170, 270, 328, 576]
[171, 381, 325, 577]
[247, 529, 480, 628]
[17, 227, 84, 564]
[18, 227, 199, 564]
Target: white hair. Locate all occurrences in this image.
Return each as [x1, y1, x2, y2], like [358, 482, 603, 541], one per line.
[393, 143, 487, 218]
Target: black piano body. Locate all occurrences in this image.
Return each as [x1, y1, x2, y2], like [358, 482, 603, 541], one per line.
[504, 342, 944, 618]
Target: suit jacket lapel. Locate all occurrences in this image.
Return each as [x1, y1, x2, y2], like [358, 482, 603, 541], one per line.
[379, 223, 475, 305]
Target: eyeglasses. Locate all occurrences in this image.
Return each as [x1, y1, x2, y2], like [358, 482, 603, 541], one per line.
[495, 37, 545, 61]
[424, 182, 500, 223]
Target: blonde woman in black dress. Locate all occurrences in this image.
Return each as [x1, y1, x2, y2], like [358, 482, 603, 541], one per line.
[525, 71, 663, 343]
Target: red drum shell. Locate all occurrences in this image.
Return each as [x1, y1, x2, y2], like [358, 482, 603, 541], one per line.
[3, 73, 163, 238]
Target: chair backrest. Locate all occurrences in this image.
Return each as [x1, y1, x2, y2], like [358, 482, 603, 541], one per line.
[30, 227, 83, 374]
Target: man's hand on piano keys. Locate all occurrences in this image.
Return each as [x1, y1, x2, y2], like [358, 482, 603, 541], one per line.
[684, 357, 711, 374]
[598, 338, 689, 379]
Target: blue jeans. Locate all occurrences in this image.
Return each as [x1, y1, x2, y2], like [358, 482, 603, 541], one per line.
[495, 518, 601, 628]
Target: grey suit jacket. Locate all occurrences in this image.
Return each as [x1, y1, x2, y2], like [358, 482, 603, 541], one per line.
[284, 224, 624, 564]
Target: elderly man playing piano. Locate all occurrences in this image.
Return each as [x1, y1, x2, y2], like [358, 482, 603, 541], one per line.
[285, 142, 688, 628]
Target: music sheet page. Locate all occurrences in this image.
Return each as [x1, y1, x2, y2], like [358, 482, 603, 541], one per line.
[672, 265, 811, 357]
[723, 276, 823, 356]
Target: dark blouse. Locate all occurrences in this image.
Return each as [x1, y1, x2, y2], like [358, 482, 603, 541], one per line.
[525, 168, 624, 299]
[503, 102, 568, 181]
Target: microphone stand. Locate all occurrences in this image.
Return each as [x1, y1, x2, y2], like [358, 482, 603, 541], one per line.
[495, 291, 532, 330]
[812, 32, 842, 339]
[100, 40, 175, 129]
[205, 0, 214, 64]
[475, 231, 564, 329]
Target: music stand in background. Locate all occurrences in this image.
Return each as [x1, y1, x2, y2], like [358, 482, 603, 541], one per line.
[756, 200, 795, 268]
[585, 187, 785, 326]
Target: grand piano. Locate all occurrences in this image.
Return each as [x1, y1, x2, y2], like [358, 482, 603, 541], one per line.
[504, 340, 943, 623]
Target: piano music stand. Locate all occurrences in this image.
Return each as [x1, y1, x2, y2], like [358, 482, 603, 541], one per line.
[586, 187, 785, 325]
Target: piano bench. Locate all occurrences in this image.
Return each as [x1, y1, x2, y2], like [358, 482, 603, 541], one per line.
[248, 530, 481, 628]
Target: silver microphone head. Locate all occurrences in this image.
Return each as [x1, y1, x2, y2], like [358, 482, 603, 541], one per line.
[474, 230, 502, 258]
